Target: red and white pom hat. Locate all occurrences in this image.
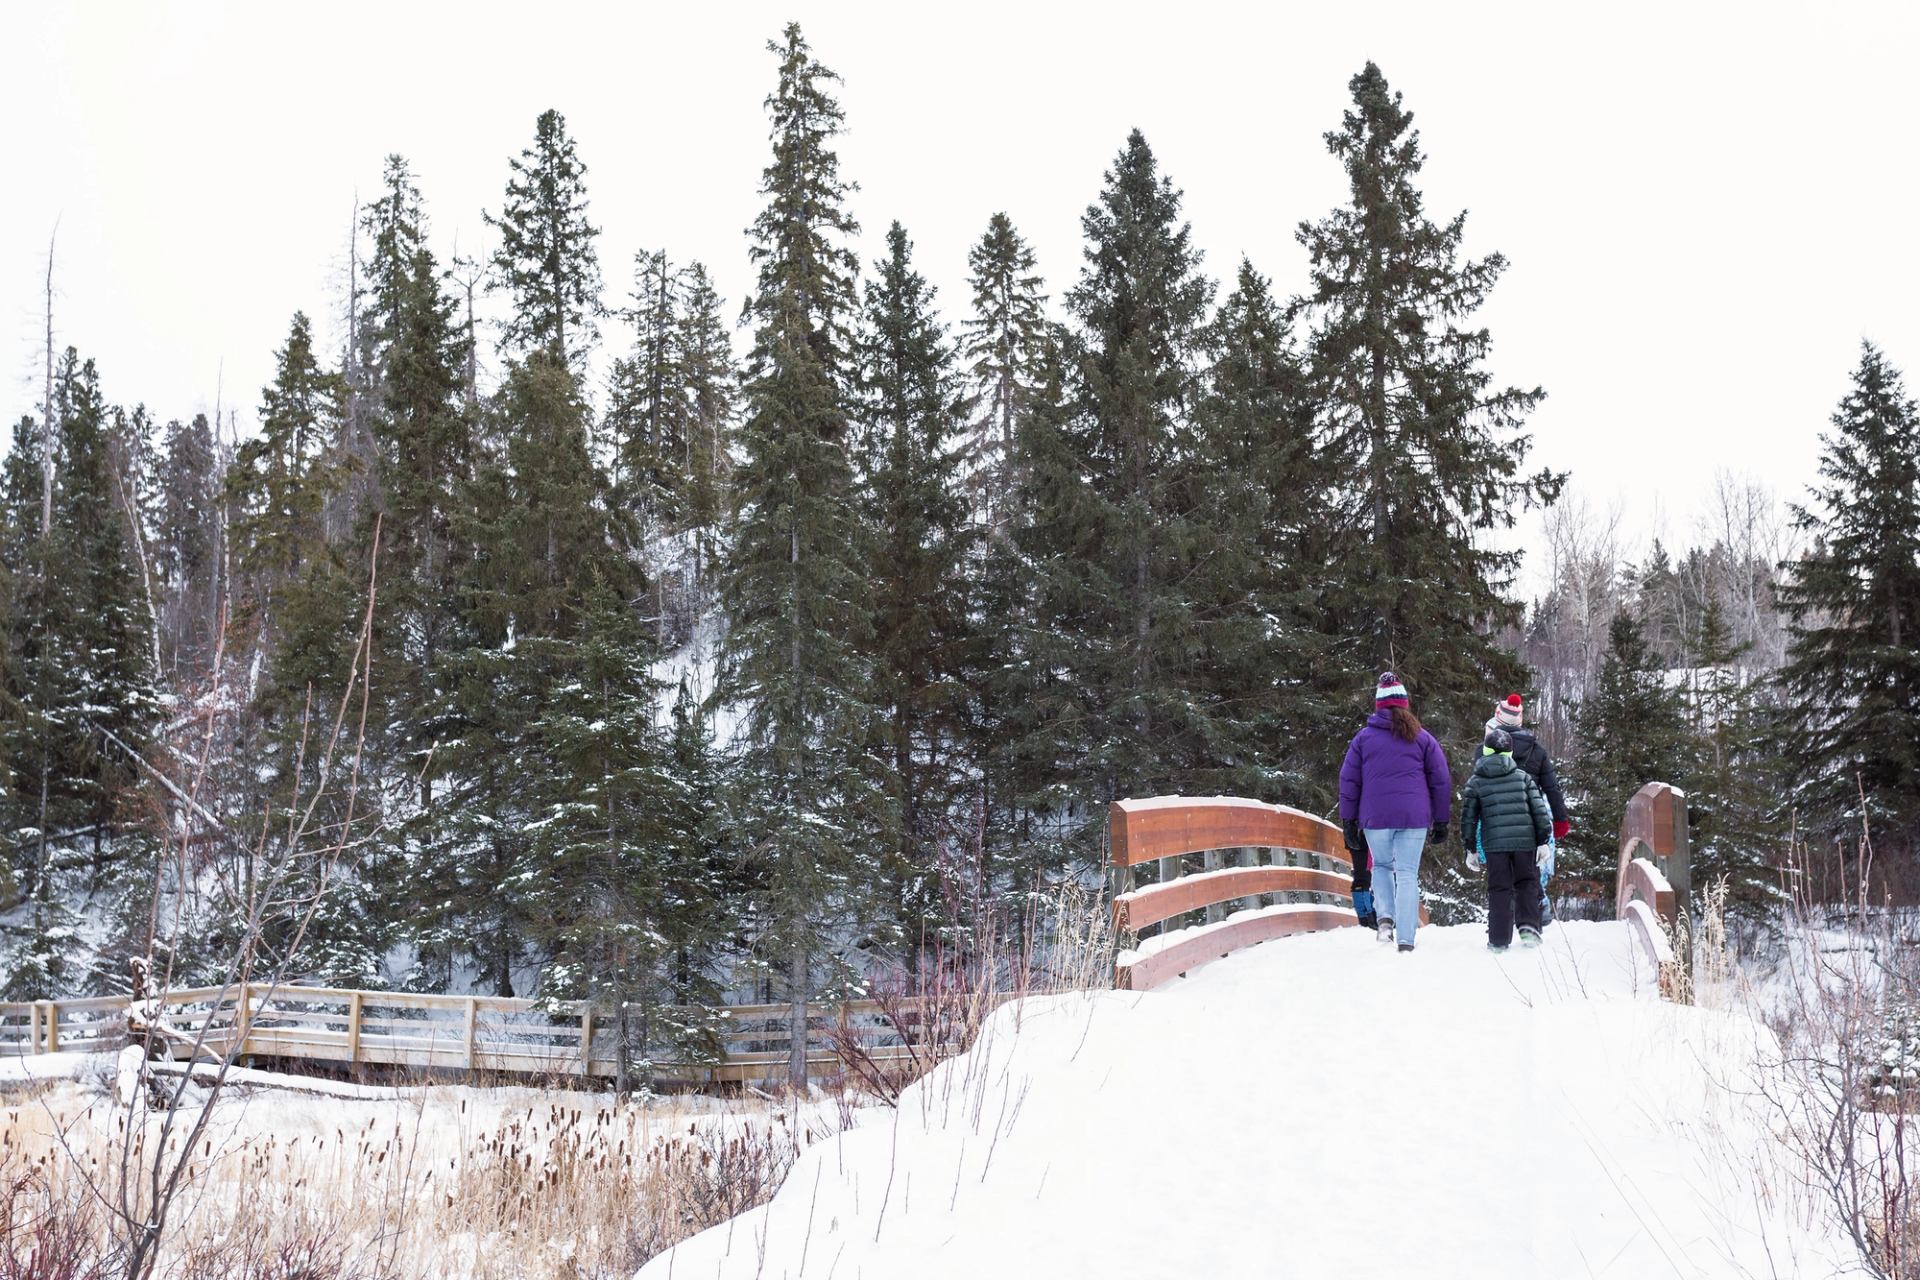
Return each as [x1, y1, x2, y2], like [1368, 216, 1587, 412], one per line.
[1375, 672, 1409, 709]
[1494, 693, 1523, 729]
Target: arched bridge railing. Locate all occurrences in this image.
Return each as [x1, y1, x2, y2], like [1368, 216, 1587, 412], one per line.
[1108, 797, 1377, 991]
[1617, 781, 1690, 991]
[1111, 783, 1693, 998]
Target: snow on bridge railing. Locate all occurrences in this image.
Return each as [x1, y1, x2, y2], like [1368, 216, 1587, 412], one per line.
[1107, 797, 1389, 990]
[1617, 781, 1690, 994]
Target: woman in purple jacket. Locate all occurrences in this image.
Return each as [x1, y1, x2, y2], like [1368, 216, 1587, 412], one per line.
[1338, 672, 1453, 953]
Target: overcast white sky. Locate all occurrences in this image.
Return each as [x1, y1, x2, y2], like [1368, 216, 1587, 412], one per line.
[6, 1, 1919, 590]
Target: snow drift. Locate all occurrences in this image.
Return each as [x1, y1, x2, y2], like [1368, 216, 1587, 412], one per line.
[641, 921, 1856, 1279]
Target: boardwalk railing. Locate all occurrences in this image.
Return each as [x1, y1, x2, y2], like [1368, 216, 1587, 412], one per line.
[1109, 797, 1371, 990]
[1617, 781, 1690, 991]
[0, 983, 989, 1085]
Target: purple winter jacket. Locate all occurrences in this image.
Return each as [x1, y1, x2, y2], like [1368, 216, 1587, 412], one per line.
[1338, 711, 1453, 831]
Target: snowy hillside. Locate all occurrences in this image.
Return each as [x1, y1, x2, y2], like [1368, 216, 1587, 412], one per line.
[643, 922, 1854, 1279]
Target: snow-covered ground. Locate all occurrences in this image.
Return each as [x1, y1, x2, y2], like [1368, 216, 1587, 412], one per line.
[643, 921, 1858, 1279]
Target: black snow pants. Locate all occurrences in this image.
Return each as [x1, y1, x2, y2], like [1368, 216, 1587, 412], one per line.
[1485, 849, 1544, 948]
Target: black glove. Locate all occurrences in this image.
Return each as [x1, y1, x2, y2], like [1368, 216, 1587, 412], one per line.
[1430, 822, 1449, 845]
[1342, 819, 1366, 856]
[1350, 858, 1372, 893]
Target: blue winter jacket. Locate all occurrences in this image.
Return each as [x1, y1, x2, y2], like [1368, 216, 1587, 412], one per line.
[1338, 711, 1453, 831]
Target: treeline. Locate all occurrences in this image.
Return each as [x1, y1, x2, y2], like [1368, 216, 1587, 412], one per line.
[1525, 347, 1920, 907]
[2, 27, 1915, 1075]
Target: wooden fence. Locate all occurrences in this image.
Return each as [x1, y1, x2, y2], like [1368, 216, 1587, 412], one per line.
[0, 983, 980, 1085]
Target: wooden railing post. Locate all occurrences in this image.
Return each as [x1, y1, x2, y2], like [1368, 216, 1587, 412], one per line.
[1203, 848, 1225, 924]
[30, 1001, 43, 1054]
[464, 997, 478, 1072]
[579, 1006, 594, 1075]
[44, 1002, 59, 1053]
[346, 991, 363, 1065]
[1156, 853, 1181, 934]
[1236, 847, 1261, 912]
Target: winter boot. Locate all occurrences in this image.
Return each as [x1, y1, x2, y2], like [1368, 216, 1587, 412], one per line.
[1377, 919, 1396, 945]
[1487, 942, 1509, 954]
[1397, 943, 1414, 954]
[1517, 926, 1542, 949]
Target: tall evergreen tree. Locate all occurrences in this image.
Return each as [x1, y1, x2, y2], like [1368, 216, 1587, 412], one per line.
[1778, 342, 1920, 849]
[856, 222, 976, 940]
[486, 109, 604, 366]
[1298, 63, 1559, 735]
[229, 313, 345, 615]
[153, 413, 221, 674]
[608, 248, 685, 536]
[423, 350, 641, 996]
[524, 584, 717, 1091]
[959, 213, 1048, 527]
[358, 156, 476, 809]
[0, 353, 159, 996]
[1191, 259, 1345, 800]
[1567, 611, 1693, 885]
[676, 262, 737, 582]
[716, 22, 877, 1085]
[956, 217, 1062, 899]
[1688, 597, 1778, 908]
[1017, 130, 1221, 862]
[976, 336, 1075, 893]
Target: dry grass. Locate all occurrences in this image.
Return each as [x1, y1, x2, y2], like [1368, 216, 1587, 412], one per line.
[1724, 811, 1920, 1279]
[1, 1081, 830, 1280]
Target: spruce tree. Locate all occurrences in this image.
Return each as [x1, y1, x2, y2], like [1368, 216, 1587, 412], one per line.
[676, 262, 737, 587]
[524, 584, 715, 1091]
[959, 213, 1048, 527]
[1191, 259, 1345, 801]
[486, 109, 604, 366]
[230, 313, 344, 616]
[955, 215, 1063, 899]
[856, 221, 977, 941]
[0, 353, 159, 996]
[717, 22, 877, 1085]
[425, 350, 641, 996]
[154, 413, 221, 674]
[1688, 598, 1777, 909]
[976, 335, 1076, 893]
[1567, 612, 1693, 886]
[1019, 130, 1222, 861]
[1298, 63, 1560, 735]
[358, 156, 475, 809]
[1777, 343, 1920, 851]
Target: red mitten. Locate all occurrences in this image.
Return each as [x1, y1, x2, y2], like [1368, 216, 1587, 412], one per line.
[1553, 819, 1571, 840]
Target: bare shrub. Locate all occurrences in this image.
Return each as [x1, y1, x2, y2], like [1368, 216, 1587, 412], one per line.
[0, 1168, 113, 1280]
[1748, 803, 1920, 1278]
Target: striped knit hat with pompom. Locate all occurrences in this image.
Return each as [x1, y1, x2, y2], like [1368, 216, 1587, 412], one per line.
[1494, 693, 1524, 729]
[1374, 672, 1409, 709]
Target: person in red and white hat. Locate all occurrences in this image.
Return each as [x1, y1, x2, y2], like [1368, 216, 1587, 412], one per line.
[1482, 694, 1571, 922]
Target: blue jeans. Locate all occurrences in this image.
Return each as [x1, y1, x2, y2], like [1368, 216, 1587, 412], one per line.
[1364, 828, 1427, 946]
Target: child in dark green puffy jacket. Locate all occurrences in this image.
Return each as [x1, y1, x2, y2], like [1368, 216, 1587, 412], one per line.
[1461, 727, 1554, 951]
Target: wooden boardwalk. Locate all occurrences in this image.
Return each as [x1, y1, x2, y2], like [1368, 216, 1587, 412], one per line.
[1, 983, 991, 1085]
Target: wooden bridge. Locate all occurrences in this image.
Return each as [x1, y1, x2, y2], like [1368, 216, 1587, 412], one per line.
[3, 784, 1690, 1080]
[1110, 781, 1688, 992]
[0, 984, 976, 1085]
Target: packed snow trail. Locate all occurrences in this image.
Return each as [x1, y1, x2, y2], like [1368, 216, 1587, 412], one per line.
[642, 922, 1854, 1280]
